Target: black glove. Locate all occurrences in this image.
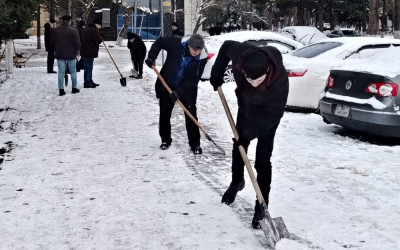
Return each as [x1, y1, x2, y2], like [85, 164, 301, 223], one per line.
[145, 58, 154, 68]
[170, 91, 179, 103]
[210, 76, 223, 91]
[232, 136, 250, 148]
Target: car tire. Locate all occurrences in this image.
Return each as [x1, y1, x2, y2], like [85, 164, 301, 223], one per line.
[223, 66, 235, 83]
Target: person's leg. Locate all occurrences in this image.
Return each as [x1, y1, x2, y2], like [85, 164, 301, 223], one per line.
[180, 93, 201, 150]
[83, 57, 95, 87]
[159, 93, 174, 147]
[251, 122, 279, 229]
[57, 59, 66, 89]
[137, 61, 144, 77]
[47, 49, 55, 73]
[66, 59, 78, 88]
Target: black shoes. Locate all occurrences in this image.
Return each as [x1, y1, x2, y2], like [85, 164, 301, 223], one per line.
[160, 139, 172, 150]
[84, 82, 96, 88]
[59, 89, 66, 96]
[91, 82, 100, 86]
[129, 74, 143, 79]
[48, 70, 57, 73]
[221, 179, 245, 205]
[191, 145, 202, 155]
[71, 88, 80, 94]
[252, 200, 266, 229]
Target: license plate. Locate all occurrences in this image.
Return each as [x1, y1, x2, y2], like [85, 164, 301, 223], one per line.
[334, 105, 350, 117]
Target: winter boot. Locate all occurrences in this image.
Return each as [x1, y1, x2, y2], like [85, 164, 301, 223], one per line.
[252, 200, 266, 229]
[160, 139, 172, 150]
[84, 82, 96, 88]
[137, 74, 143, 79]
[190, 145, 202, 155]
[71, 88, 80, 94]
[91, 81, 99, 87]
[221, 179, 245, 205]
[59, 89, 66, 96]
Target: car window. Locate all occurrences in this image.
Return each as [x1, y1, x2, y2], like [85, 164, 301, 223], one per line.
[292, 42, 342, 58]
[345, 44, 397, 59]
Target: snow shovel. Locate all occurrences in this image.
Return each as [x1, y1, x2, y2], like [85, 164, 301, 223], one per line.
[102, 40, 127, 87]
[151, 65, 225, 155]
[217, 87, 289, 248]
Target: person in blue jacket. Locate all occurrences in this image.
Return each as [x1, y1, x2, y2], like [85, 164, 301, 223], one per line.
[145, 34, 208, 154]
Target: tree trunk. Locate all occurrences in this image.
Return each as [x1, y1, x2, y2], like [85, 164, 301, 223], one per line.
[317, 0, 324, 31]
[368, 0, 380, 35]
[193, 15, 202, 34]
[395, 0, 400, 38]
[50, 0, 56, 19]
[362, 0, 367, 33]
[70, 0, 77, 23]
[117, 13, 130, 46]
[37, 4, 41, 50]
[297, 0, 306, 25]
[5, 40, 13, 78]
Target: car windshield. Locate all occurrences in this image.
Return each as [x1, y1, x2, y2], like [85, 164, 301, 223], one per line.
[342, 30, 357, 36]
[292, 42, 342, 58]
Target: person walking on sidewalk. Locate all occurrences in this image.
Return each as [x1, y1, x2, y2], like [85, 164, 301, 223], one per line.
[80, 18, 103, 88]
[127, 32, 147, 79]
[145, 34, 208, 154]
[44, 18, 57, 73]
[51, 15, 81, 96]
[209, 41, 288, 229]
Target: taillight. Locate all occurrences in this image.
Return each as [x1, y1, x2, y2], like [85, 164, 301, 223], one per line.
[287, 69, 307, 77]
[326, 76, 334, 88]
[366, 83, 398, 97]
[207, 53, 215, 60]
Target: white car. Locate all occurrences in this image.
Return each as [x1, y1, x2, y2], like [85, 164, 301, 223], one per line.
[280, 26, 327, 45]
[201, 31, 304, 83]
[283, 37, 400, 110]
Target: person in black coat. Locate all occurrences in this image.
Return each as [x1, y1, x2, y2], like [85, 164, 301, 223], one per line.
[210, 41, 289, 229]
[44, 18, 56, 73]
[127, 32, 147, 79]
[171, 22, 184, 37]
[145, 34, 208, 154]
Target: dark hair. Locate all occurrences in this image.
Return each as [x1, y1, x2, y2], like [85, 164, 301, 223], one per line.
[78, 20, 86, 28]
[241, 51, 269, 79]
[171, 22, 179, 28]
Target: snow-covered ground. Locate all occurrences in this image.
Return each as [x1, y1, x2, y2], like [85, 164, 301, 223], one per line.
[1, 37, 400, 250]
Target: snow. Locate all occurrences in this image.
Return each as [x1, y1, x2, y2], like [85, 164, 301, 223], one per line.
[325, 92, 387, 110]
[1, 37, 400, 249]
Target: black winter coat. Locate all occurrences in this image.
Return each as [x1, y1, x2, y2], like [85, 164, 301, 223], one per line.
[211, 41, 289, 140]
[147, 36, 208, 99]
[51, 24, 80, 60]
[80, 23, 102, 58]
[44, 22, 54, 51]
[127, 33, 147, 61]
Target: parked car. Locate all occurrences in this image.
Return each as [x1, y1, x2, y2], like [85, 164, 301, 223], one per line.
[326, 28, 361, 38]
[200, 31, 304, 83]
[280, 26, 327, 45]
[319, 46, 400, 138]
[283, 37, 400, 110]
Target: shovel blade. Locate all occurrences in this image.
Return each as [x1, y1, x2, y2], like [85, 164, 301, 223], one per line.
[120, 77, 127, 87]
[259, 215, 290, 249]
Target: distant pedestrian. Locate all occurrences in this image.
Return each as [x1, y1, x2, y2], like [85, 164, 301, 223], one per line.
[51, 15, 81, 96]
[145, 34, 208, 154]
[80, 18, 103, 88]
[210, 41, 289, 229]
[127, 32, 147, 79]
[44, 18, 57, 73]
[171, 22, 184, 37]
[209, 25, 216, 36]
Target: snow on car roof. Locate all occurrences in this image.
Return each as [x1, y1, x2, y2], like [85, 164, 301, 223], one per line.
[204, 31, 303, 52]
[334, 45, 400, 78]
[281, 26, 327, 42]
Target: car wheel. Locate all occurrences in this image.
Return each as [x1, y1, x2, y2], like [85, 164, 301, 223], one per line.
[223, 66, 235, 83]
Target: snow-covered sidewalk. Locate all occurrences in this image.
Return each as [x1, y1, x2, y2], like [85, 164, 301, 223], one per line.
[1, 38, 400, 250]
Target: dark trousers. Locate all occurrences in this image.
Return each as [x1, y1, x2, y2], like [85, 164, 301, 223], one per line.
[231, 117, 279, 205]
[47, 49, 55, 72]
[83, 57, 94, 84]
[159, 92, 200, 147]
[132, 59, 144, 76]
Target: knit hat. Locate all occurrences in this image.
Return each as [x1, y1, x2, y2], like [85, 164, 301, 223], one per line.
[127, 32, 135, 40]
[188, 34, 204, 50]
[49, 18, 56, 23]
[93, 18, 102, 26]
[172, 22, 179, 28]
[241, 50, 269, 79]
[61, 15, 72, 21]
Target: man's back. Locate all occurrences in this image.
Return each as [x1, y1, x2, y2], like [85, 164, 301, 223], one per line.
[53, 24, 80, 60]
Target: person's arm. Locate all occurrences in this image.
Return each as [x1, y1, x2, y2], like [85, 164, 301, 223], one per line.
[210, 40, 239, 90]
[145, 37, 175, 67]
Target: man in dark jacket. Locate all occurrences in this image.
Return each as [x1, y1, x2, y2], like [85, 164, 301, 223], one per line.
[145, 34, 208, 154]
[127, 32, 147, 79]
[171, 22, 184, 37]
[44, 18, 56, 73]
[51, 15, 81, 96]
[80, 18, 103, 88]
[210, 41, 289, 229]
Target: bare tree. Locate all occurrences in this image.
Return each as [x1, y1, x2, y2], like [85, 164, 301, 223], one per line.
[77, 0, 98, 21]
[395, 0, 400, 38]
[368, 0, 380, 35]
[192, 0, 217, 34]
[116, 13, 130, 46]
